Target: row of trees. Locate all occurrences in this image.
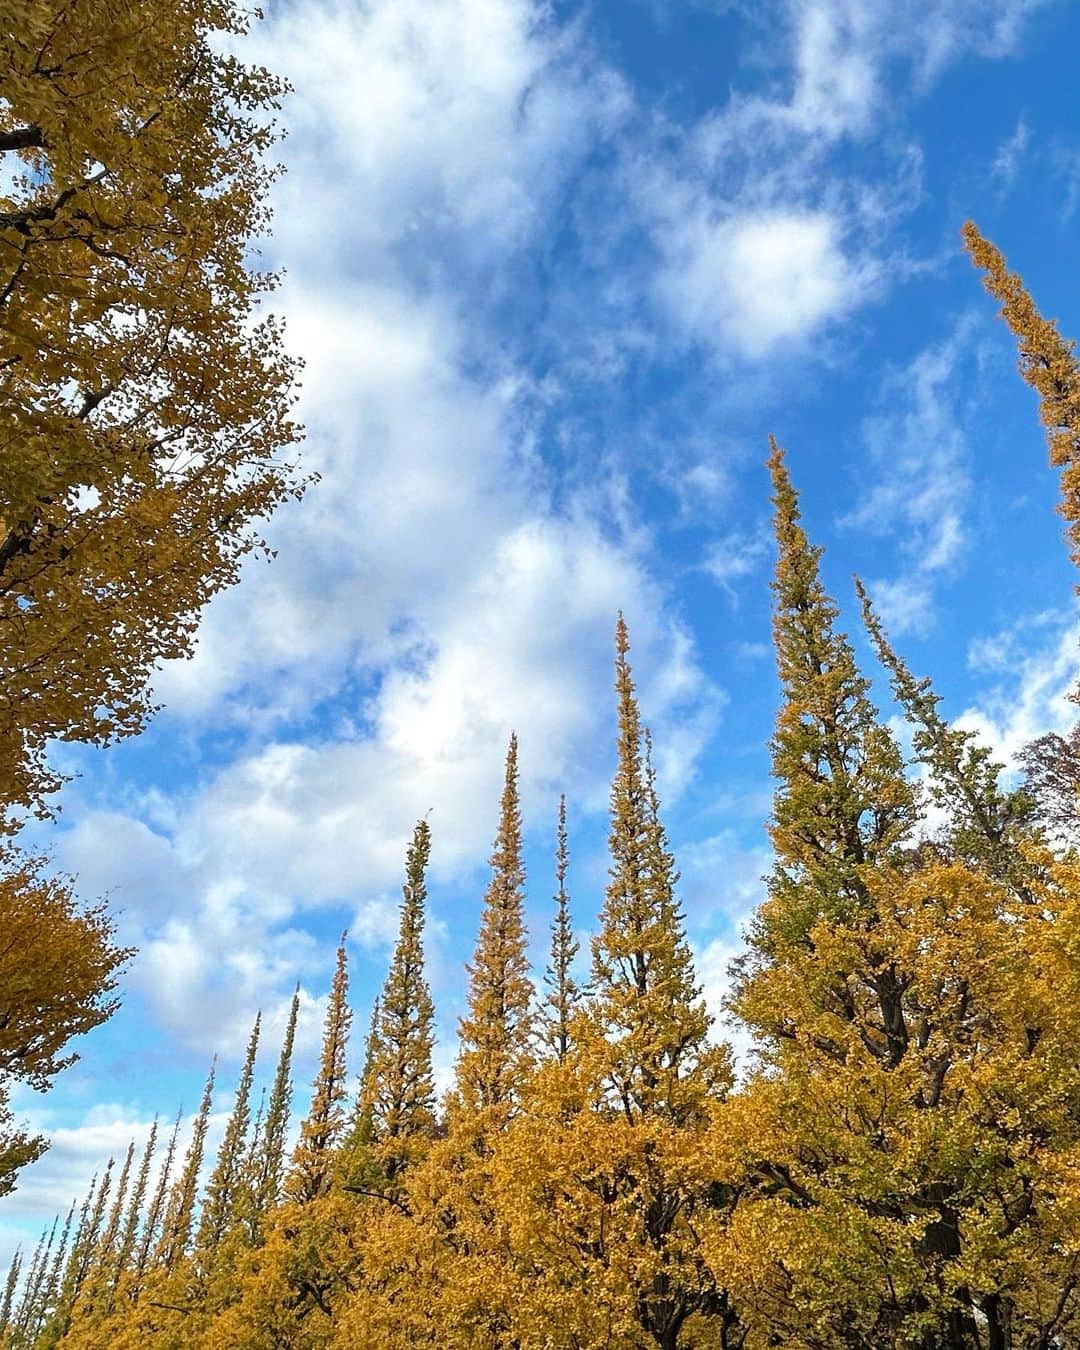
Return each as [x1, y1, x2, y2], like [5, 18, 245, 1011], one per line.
[4, 0, 1080, 1343]
[4, 224, 1080, 1345]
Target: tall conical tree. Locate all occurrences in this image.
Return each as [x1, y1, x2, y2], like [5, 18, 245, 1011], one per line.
[235, 1086, 266, 1228]
[455, 733, 534, 1114]
[249, 986, 299, 1232]
[540, 795, 580, 1062]
[76, 1160, 112, 1292]
[13, 1224, 49, 1337]
[235, 1082, 266, 1203]
[80, 1139, 133, 1315]
[43, 1161, 112, 1343]
[38, 1200, 75, 1333]
[287, 938, 351, 1204]
[0, 1246, 19, 1334]
[343, 995, 381, 1139]
[483, 626, 737, 1350]
[135, 1110, 181, 1280]
[732, 444, 919, 1064]
[363, 820, 437, 1182]
[196, 1012, 260, 1259]
[963, 221, 1080, 578]
[591, 618, 724, 1123]
[338, 996, 387, 1209]
[157, 1064, 215, 1271]
[716, 444, 1063, 1347]
[754, 438, 918, 955]
[110, 1118, 157, 1308]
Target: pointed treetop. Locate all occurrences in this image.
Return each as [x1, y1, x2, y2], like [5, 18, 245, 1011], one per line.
[101, 1140, 134, 1252]
[13, 1225, 49, 1336]
[340, 993, 382, 1175]
[82, 1157, 114, 1267]
[592, 618, 727, 1122]
[69, 1140, 132, 1322]
[47, 1156, 113, 1337]
[40, 1200, 76, 1328]
[491, 733, 524, 882]
[0, 1247, 20, 1333]
[137, 1108, 181, 1278]
[158, 1062, 215, 1271]
[541, 794, 580, 1063]
[287, 937, 351, 1204]
[114, 1116, 157, 1298]
[761, 440, 917, 947]
[607, 613, 648, 930]
[360, 819, 437, 1181]
[196, 1011, 261, 1260]
[455, 733, 534, 1114]
[963, 222, 1080, 577]
[248, 985, 299, 1235]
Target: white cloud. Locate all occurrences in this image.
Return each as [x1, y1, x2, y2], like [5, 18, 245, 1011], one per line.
[662, 457, 736, 522]
[958, 615, 1080, 769]
[731, 640, 771, 667]
[249, 0, 628, 273]
[860, 576, 938, 641]
[695, 932, 757, 1078]
[639, 0, 1054, 358]
[150, 0, 633, 727]
[844, 314, 982, 634]
[909, 0, 1056, 79]
[964, 613, 1066, 677]
[991, 116, 1031, 191]
[703, 524, 771, 600]
[680, 826, 773, 1078]
[151, 284, 531, 724]
[679, 827, 770, 921]
[656, 209, 869, 358]
[50, 508, 722, 1052]
[787, 1, 880, 139]
[1053, 144, 1080, 222]
[785, 0, 1052, 134]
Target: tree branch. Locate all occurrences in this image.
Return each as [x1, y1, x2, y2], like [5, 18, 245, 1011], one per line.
[0, 126, 45, 153]
[340, 1184, 410, 1215]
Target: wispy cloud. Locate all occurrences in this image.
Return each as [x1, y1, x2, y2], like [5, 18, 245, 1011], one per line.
[991, 116, 1031, 192]
[960, 613, 1080, 768]
[636, 0, 1052, 360]
[654, 207, 877, 358]
[843, 313, 984, 634]
[703, 525, 771, 600]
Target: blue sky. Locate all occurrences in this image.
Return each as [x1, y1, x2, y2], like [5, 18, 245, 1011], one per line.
[3, 0, 1080, 1270]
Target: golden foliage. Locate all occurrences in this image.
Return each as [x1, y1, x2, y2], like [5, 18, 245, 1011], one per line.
[0, 849, 129, 1198]
[453, 734, 534, 1117]
[288, 940, 350, 1207]
[964, 222, 1080, 580]
[0, 0, 306, 826]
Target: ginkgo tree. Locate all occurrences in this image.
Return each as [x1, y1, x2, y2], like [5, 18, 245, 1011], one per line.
[0, 0, 306, 827]
[0, 0, 305, 1205]
[0, 855, 129, 1199]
